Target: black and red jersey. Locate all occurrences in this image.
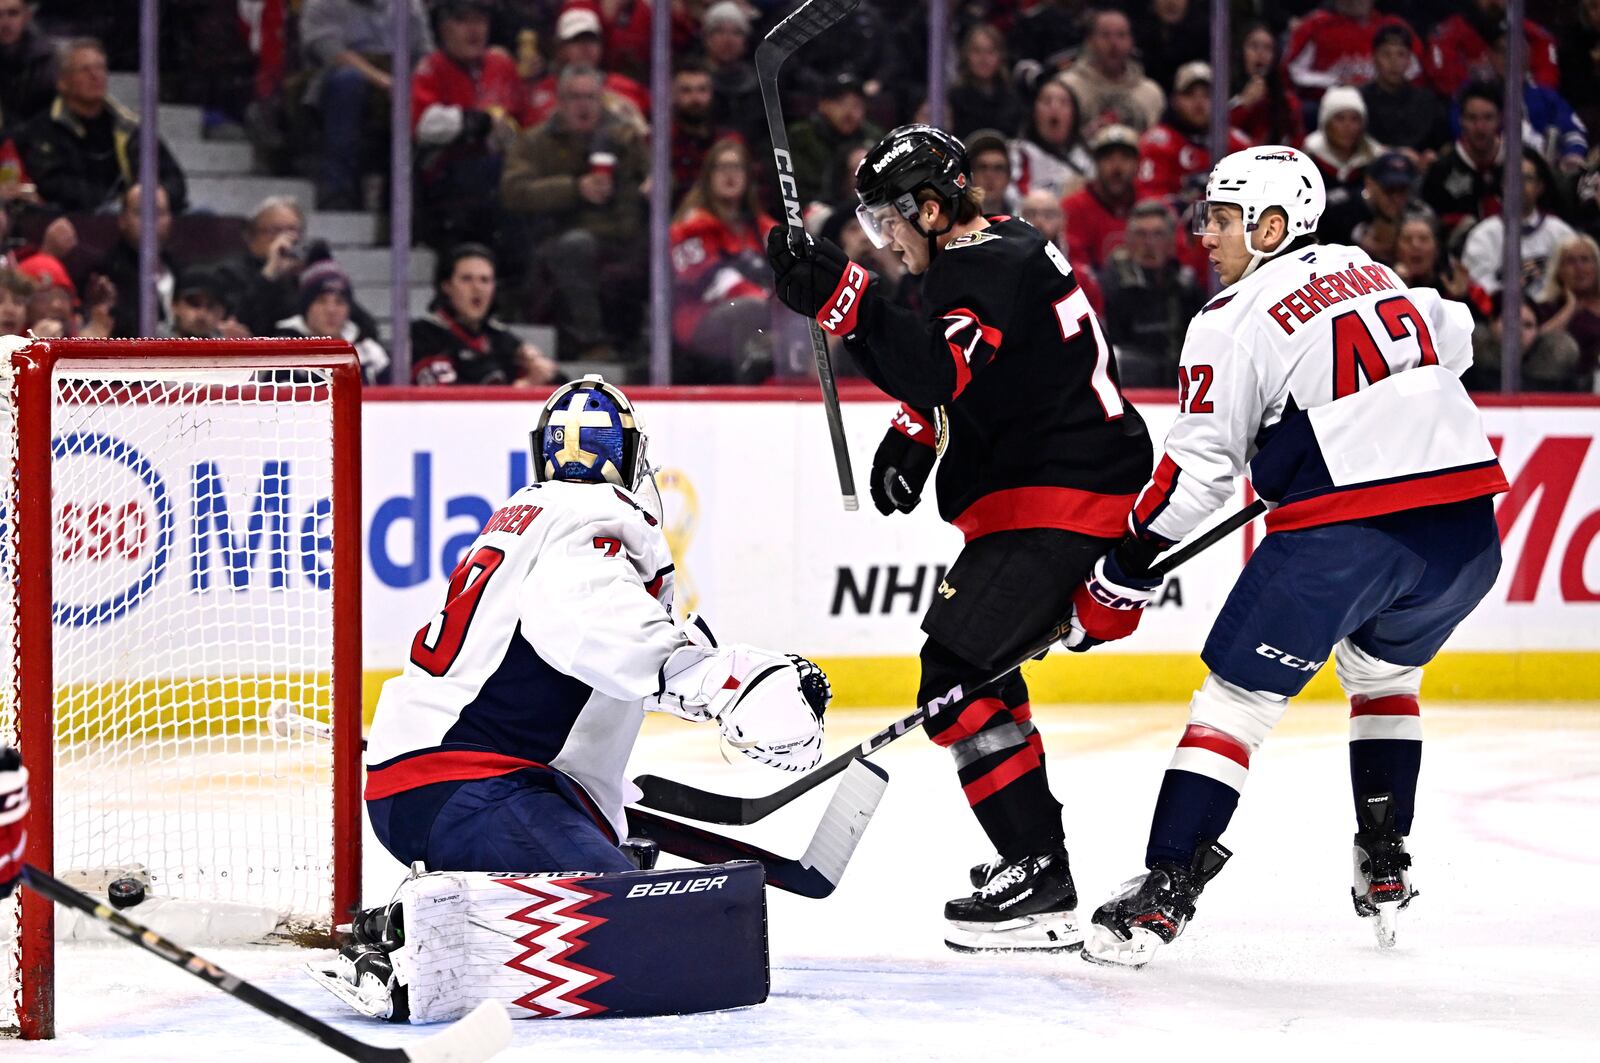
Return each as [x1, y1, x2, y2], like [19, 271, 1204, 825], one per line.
[839, 217, 1153, 541]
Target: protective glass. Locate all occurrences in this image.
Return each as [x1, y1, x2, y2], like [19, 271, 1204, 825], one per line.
[1191, 201, 1255, 237]
[856, 201, 906, 249]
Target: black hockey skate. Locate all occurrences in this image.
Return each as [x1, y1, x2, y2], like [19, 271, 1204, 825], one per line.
[968, 855, 1003, 889]
[1352, 793, 1417, 949]
[944, 849, 1084, 953]
[308, 901, 410, 1021]
[1082, 842, 1231, 969]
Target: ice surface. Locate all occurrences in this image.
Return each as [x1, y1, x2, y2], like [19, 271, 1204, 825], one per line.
[11, 702, 1599, 1060]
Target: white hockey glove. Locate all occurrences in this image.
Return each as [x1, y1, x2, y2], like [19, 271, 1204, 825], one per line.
[645, 644, 829, 772]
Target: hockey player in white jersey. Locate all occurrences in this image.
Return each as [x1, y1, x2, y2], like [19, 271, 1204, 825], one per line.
[321, 376, 826, 1022]
[363, 375, 827, 875]
[1061, 147, 1508, 967]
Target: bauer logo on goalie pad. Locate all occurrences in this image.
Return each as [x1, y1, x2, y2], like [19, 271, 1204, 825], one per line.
[625, 874, 728, 898]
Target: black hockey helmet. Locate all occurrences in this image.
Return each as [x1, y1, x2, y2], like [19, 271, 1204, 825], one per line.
[855, 124, 970, 250]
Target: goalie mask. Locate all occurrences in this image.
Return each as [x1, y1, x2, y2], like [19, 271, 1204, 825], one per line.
[532, 375, 660, 515]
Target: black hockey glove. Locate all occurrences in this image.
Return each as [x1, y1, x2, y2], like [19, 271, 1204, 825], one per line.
[869, 424, 937, 515]
[766, 227, 870, 335]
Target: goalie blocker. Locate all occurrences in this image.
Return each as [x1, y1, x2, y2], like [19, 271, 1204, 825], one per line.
[309, 861, 768, 1023]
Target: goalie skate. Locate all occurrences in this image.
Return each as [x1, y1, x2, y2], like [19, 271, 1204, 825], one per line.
[944, 850, 1084, 953]
[1351, 793, 1417, 949]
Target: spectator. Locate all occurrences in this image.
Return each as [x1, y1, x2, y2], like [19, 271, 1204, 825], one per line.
[1469, 291, 1582, 391]
[0, 0, 57, 133]
[274, 258, 391, 384]
[1462, 150, 1577, 300]
[1474, 23, 1589, 174]
[1229, 21, 1304, 148]
[669, 59, 726, 206]
[1535, 235, 1600, 387]
[1319, 152, 1425, 264]
[299, 0, 433, 209]
[501, 65, 648, 360]
[0, 266, 30, 334]
[786, 73, 880, 206]
[215, 195, 310, 337]
[411, 0, 534, 253]
[1283, 0, 1422, 117]
[21, 38, 188, 213]
[1063, 123, 1141, 273]
[1427, 0, 1559, 99]
[1393, 210, 1472, 301]
[157, 266, 231, 340]
[1010, 76, 1093, 200]
[965, 129, 1017, 217]
[17, 252, 112, 337]
[1060, 10, 1164, 134]
[1100, 200, 1204, 387]
[1421, 81, 1506, 234]
[948, 23, 1022, 139]
[1360, 26, 1448, 160]
[1136, 0, 1208, 96]
[1135, 63, 1249, 207]
[669, 137, 776, 384]
[1557, 0, 1600, 140]
[1018, 187, 1104, 313]
[1303, 86, 1384, 192]
[702, 1, 763, 152]
[526, 6, 649, 129]
[88, 183, 175, 337]
[411, 242, 559, 386]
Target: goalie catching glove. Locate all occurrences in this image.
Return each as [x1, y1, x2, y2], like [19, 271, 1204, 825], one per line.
[646, 641, 829, 773]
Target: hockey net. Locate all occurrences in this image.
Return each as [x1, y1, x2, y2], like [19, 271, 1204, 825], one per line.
[0, 338, 362, 1038]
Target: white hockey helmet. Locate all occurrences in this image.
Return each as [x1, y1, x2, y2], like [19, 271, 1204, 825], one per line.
[1192, 145, 1325, 279]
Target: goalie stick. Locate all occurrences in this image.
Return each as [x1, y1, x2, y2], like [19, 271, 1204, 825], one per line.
[20, 865, 512, 1063]
[626, 758, 888, 899]
[759, 0, 861, 510]
[268, 703, 885, 898]
[632, 499, 1270, 825]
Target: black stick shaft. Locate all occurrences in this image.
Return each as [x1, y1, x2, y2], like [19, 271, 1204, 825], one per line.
[21, 865, 402, 1062]
[758, 1, 859, 509]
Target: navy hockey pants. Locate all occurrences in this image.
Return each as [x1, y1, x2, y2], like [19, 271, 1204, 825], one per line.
[1202, 497, 1502, 697]
[368, 769, 635, 875]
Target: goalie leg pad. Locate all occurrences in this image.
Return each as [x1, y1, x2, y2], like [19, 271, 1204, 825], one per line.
[317, 861, 770, 1024]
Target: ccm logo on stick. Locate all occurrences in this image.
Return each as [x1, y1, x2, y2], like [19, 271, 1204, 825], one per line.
[626, 875, 728, 898]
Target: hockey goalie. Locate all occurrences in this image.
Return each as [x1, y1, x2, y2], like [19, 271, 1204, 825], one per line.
[311, 375, 830, 1022]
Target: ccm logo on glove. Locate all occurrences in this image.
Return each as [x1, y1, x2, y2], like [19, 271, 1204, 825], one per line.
[818, 262, 870, 336]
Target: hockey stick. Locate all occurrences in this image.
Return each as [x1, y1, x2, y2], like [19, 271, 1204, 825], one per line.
[270, 701, 886, 898]
[632, 498, 1270, 825]
[20, 865, 512, 1063]
[759, 0, 861, 511]
[626, 758, 888, 899]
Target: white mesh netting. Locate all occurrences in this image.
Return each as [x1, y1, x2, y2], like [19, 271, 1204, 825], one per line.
[1, 359, 20, 1033]
[3, 361, 344, 1034]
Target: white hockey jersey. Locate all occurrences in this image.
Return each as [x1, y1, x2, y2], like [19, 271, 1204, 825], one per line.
[365, 479, 680, 842]
[1130, 243, 1508, 543]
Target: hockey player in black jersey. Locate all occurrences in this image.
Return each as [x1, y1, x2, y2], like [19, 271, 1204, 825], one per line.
[768, 124, 1153, 952]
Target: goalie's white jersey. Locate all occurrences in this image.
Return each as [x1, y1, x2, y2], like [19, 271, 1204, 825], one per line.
[1130, 242, 1507, 543]
[365, 479, 680, 841]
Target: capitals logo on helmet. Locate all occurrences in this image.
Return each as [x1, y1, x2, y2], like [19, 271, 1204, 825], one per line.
[532, 374, 649, 490]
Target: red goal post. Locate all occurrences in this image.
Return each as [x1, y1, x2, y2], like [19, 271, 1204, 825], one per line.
[0, 338, 363, 1039]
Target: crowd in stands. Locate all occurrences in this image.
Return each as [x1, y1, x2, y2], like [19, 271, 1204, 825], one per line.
[0, 0, 1595, 392]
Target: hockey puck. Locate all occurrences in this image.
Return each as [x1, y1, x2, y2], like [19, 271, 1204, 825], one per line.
[107, 877, 146, 909]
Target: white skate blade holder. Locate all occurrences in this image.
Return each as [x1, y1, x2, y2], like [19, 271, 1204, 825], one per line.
[1372, 901, 1401, 949]
[1081, 923, 1164, 969]
[944, 910, 1084, 954]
